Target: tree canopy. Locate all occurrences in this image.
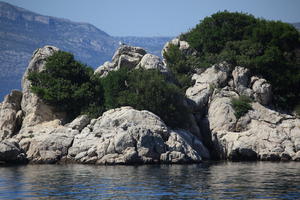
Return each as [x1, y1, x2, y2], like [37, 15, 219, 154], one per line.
[179, 11, 300, 110]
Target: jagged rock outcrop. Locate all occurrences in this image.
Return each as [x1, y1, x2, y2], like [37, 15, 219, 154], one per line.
[0, 140, 27, 164]
[186, 62, 231, 113]
[0, 42, 299, 164]
[211, 101, 300, 161]
[162, 38, 197, 60]
[136, 53, 168, 73]
[21, 46, 66, 128]
[94, 45, 169, 77]
[94, 45, 146, 77]
[67, 107, 209, 164]
[0, 90, 23, 140]
[15, 120, 78, 164]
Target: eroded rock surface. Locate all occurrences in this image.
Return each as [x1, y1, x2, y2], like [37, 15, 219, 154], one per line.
[67, 107, 209, 164]
[21, 46, 66, 128]
[0, 90, 23, 140]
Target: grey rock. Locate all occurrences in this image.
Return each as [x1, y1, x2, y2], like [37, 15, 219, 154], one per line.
[94, 45, 146, 77]
[251, 77, 272, 105]
[0, 90, 23, 140]
[67, 107, 209, 164]
[186, 62, 231, 112]
[16, 120, 78, 164]
[211, 101, 300, 161]
[137, 54, 168, 73]
[21, 46, 66, 128]
[67, 115, 90, 131]
[0, 140, 27, 164]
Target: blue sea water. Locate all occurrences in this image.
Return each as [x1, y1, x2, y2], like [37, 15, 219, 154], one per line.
[0, 162, 299, 199]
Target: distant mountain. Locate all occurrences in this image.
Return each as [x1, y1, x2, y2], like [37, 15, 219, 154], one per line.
[0, 1, 171, 100]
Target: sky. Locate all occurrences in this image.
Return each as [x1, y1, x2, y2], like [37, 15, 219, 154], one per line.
[2, 0, 300, 36]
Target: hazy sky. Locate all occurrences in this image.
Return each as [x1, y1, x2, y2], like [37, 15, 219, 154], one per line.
[3, 0, 300, 36]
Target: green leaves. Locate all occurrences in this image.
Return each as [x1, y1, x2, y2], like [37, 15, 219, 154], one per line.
[181, 11, 300, 110]
[231, 96, 252, 119]
[28, 51, 104, 119]
[101, 68, 191, 128]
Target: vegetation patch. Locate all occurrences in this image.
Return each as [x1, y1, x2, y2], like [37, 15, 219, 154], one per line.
[28, 51, 104, 119]
[180, 11, 300, 110]
[29, 51, 190, 128]
[101, 67, 191, 128]
[231, 95, 252, 119]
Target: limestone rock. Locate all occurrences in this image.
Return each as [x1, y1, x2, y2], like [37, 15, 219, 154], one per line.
[67, 107, 209, 164]
[67, 115, 90, 131]
[0, 140, 27, 164]
[137, 54, 168, 73]
[94, 45, 146, 77]
[186, 62, 231, 111]
[211, 102, 300, 161]
[232, 66, 253, 97]
[16, 120, 78, 164]
[0, 90, 23, 140]
[208, 96, 237, 132]
[21, 46, 66, 128]
[162, 38, 196, 59]
[251, 77, 272, 105]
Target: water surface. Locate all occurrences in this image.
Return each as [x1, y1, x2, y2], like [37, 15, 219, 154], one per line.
[0, 162, 299, 199]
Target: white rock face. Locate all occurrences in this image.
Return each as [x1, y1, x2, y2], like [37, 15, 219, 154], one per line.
[186, 62, 231, 111]
[0, 90, 23, 140]
[16, 120, 79, 164]
[67, 107, 209, 164]
[162, 38, 196, 59]
[21, 46, 66, 128]
[137, 54, 168, 73]
[251, 77, 272, 105]
[210, 100, 300, 161]
[94, 45, 147, 77]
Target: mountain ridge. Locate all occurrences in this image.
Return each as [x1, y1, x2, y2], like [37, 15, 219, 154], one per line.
[0, 1, 171, 100]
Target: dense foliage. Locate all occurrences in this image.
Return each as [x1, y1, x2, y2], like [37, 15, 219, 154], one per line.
[180, 11, 300, 110]
[231, 95, 252, 119]
[28, 51, 104, 119]
[29, 51, 190, 128]
[101, 68, 191, 128]
[163, 44, 200, 90]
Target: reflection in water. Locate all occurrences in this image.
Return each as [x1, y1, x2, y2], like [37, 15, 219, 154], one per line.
[0, 162, 299, 199]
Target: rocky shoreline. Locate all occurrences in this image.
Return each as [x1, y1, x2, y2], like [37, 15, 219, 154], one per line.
[1, 39, 300, 165]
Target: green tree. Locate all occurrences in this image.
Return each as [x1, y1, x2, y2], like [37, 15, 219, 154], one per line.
[101, 68, 191, 128]
[28, 51, 104, 119]
[180, 11, 300, 110]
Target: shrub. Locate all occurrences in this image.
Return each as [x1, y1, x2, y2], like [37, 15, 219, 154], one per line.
[101, 67, 191, 128]
[163, 44, 200, 90]
[231, 95, 252, 119]
[28, 51, 104, 119]
[181, 11, 300, 110]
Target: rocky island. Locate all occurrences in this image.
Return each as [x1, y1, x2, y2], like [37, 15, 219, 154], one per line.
[1, 11, 300, 165]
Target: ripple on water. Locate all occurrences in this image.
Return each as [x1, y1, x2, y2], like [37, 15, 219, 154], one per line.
[0, 162, 299, 199]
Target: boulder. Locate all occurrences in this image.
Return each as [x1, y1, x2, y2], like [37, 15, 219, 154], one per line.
[137, 54, 168, 73]
[162, 38, 196, 59]
[16, 120, 79, 164]
[66, 115, 90, 131]
[21, 46, 66, 128]
[232, 66, 253, 97]
[0, 90, 23, 140]
[67, 107, 209, 164]
[251, 77, 272, 105]
[0, 140, 27, 164]
[211, 102, 300, 161]
[186, 62, 231, 112]
[94, 45, 146, 77]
